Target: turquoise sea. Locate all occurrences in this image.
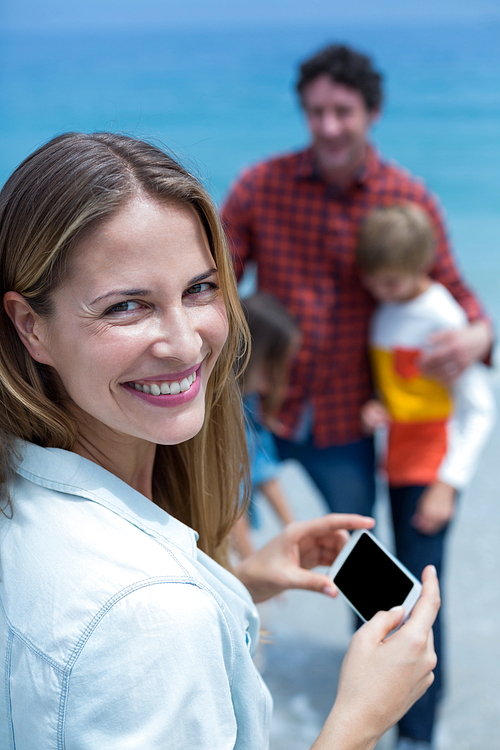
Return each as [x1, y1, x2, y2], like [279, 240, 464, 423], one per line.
[1, 21, 500, 324]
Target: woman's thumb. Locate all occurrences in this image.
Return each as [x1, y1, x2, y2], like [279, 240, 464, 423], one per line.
[289, 568, 338, 597]
[367, 605, 405, 641]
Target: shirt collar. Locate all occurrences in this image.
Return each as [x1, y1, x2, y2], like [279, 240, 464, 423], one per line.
[294, 143, 380, 188]
[356, 144, 380, 184]
[294, 147, 317, 180]
[14, 440, 198, 557]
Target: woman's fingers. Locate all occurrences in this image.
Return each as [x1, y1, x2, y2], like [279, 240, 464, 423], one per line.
[406, 565, 441, 633]
[360, 566, 440, 645]
[285, 514, 375, 561]
[364, 606, 405, 643]
[287, 513, 375, 541]
[278, 566, 340, 597]
[235, 513, 377, 603]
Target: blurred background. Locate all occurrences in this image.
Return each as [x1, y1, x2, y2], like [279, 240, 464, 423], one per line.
[1, 2, 499, 748]
[1, 0, 500, 323]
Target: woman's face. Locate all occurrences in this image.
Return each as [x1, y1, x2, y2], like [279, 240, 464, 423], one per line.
[31, 197, 229, 448]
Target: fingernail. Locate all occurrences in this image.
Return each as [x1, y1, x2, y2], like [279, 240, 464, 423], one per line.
[429, 565, 437, 576]
[390, 605, 403, 612]
[322, 585, 337, 598]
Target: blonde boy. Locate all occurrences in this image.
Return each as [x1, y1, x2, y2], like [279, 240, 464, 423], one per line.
[356, 204, 494, 749]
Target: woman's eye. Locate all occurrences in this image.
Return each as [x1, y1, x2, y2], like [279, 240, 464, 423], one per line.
[185, 282, 216, 296]
[106, 300, 143, 314]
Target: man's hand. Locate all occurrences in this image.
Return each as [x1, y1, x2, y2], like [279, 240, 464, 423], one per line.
[234, 514, 375, 603]
[411, 481, 456, 535]
[419, 320, 492, 385]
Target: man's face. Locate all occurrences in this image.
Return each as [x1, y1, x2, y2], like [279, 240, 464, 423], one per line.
[301, 75, 379, 181]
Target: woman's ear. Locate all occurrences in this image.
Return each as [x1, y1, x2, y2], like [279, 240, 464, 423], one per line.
[3, 291, 55, 366]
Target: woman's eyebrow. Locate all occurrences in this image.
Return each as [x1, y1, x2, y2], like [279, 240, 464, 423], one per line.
[188, 268, 218, 285]
[90, 290, 150, 306]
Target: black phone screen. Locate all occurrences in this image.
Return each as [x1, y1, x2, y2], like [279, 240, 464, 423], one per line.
[333, 533, 414, 621]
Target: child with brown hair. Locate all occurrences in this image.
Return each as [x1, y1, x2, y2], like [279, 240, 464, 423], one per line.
[356, 203, 494, 750]
[232, 291, 301, 557]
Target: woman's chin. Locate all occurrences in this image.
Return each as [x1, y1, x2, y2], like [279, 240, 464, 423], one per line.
[148, 412, 207, 447]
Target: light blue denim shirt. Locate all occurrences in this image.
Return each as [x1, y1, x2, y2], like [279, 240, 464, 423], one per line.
[0, 442, 272, 749]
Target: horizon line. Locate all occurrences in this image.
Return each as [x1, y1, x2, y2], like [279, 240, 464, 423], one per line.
[2, 15, 500, 33]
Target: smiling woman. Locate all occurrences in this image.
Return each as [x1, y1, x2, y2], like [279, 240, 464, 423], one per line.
[0, 133, 439, 749]
[0, 133, 245, 562]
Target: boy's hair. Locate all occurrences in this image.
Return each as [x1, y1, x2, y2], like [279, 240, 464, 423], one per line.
[296, 44, 383, 112]
[356, 204, 436, 275]
[241, 292, 300, 416]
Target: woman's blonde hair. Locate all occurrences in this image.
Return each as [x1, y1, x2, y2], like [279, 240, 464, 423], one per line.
[0, 132, 250, 566]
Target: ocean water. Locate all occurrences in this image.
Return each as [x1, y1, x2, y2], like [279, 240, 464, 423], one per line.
[1, 21, 500, 321]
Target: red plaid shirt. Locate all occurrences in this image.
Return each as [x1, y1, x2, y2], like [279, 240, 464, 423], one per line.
[221, 146, 486, 448]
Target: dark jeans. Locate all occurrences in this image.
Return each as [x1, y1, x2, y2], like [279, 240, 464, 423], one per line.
[274, 434, 376, 516]
[390, 484, 450, 745]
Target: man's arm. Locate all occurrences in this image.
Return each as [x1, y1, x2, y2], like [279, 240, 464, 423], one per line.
[420, 193, 493, 380]
[220, 173, 256, 280]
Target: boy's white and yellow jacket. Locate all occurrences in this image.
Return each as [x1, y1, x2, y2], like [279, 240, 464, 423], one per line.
[370, 282, 495, 488]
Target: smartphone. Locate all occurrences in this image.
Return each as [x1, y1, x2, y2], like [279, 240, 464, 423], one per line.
[328, 529, 422, 629]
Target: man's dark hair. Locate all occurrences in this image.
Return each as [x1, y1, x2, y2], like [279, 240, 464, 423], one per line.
[296, 44, 383, 112]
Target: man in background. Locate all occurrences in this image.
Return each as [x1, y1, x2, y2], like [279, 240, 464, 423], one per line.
[221, 43, 491, 523]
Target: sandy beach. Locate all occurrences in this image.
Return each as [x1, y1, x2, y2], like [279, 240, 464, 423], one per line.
[252, 382, 500, 750]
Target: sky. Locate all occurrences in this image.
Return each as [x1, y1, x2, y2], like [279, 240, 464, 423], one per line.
[2, 0, 500, 31]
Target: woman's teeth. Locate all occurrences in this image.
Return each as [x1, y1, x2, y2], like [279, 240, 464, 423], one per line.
[130, 370, 197, 396]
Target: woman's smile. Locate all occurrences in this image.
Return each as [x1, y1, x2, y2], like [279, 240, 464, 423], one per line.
[123, 363, 202, 406]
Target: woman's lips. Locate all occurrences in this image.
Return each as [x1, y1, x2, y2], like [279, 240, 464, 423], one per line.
[122, 366, 202, 407]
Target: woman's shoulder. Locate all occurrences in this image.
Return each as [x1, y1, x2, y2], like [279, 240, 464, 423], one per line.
[1, 443, 240, 665]
[0, 444, 268, 747]
[1, 496, 266, 747]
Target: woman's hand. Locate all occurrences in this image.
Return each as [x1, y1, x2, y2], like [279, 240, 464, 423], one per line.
[234, 514, 375, 603]
[312, 565, 440, 750]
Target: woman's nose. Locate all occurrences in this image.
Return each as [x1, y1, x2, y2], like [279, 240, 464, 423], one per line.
[149, 308, 202, 362]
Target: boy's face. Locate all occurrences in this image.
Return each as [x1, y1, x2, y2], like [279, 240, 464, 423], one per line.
[361, 269, 427, 303]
